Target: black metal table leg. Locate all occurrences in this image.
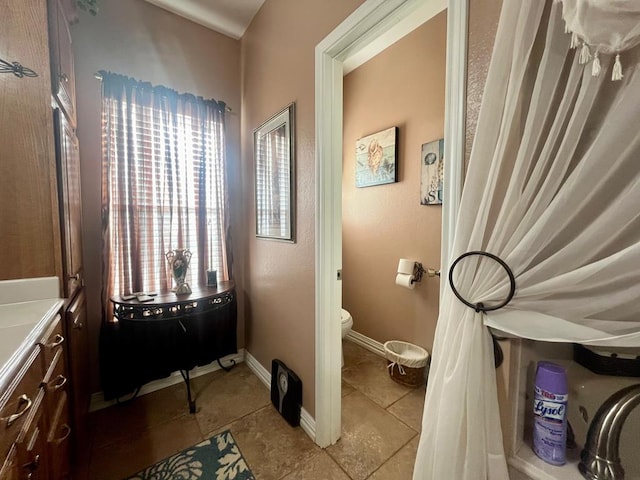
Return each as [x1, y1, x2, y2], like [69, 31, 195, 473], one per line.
[217, 357, 237, 372]
[180, 369, 196, 413]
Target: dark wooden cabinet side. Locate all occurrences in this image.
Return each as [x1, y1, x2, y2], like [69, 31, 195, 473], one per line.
[50, 0, 77, 126]
[0, 0, 89, 476]
[54, 110, 83, 299]
[0, 0, 62, 281]
[0, 446, 19, 480]
[63, 290, 90, 471]
[49, 0, 91, 473]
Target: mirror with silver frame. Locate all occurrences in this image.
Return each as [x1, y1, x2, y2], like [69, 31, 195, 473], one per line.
[254, 103, 295, 242]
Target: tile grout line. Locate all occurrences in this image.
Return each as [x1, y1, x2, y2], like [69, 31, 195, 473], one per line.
[363, 431, 420, 479]
[337, 342, 424, 479]
[274, 450, 325, 480]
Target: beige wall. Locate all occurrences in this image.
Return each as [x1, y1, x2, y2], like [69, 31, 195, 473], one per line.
[466, 0, 503, 163]
[240, 0, 365, 416]
[71, 0, 242, 392]
[342, 13, 446, 351]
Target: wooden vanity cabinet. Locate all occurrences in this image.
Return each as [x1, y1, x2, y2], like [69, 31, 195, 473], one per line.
[39, 319, 65, 376]
[0, 446, 18, 480]
[0, 315, 71, 480]
[39, 317, 71, 480]
[49, 0, 90, 471]
[15, 389, 48, 480]
[50, 0, 82, 301]
[0, 348, 43, 478]
[1, 0, 84, 472]
[0, 1, 82, 284]
[46, 392, 70, 480]
[0, 0, 61, 282]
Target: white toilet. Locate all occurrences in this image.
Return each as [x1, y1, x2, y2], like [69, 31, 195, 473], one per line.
[341, 308, 353, 367]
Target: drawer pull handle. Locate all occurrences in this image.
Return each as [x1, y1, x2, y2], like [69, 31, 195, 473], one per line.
[54, 423, 71, 445]
[52, 375, 67, 391]
[59, 73, 69, 83]
[5, 394, 32, 427]
[73, 318, 83, 330]
[48, 334, 65, 348]
[24, 453, 40, 471]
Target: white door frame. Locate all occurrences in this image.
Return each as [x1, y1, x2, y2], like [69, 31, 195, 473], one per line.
[314, 0, 467, 447]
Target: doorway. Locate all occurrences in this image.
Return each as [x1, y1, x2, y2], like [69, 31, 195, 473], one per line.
[314, 0, 467, 448]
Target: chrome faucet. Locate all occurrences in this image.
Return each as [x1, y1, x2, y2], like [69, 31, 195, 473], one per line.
[579, 383, 640, 480]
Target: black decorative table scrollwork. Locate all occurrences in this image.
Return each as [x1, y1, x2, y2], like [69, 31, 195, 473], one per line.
[103, 282, 237, 413]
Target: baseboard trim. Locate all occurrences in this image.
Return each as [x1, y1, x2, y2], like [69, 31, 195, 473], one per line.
[244, 351, 316, 443]
[89, 350, 245, 412]
[345, 330, 386, 357]
[244, 351, 270, 387]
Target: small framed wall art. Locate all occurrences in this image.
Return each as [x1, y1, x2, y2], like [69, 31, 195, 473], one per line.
[355, 126, 398, 188]
[420, 138, 444, 205]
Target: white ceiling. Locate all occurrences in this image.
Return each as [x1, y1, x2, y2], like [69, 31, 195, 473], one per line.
[142, 0, 266, 39]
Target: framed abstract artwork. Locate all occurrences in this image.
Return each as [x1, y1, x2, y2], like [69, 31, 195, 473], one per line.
[355, 126, 398, 187]
[420, 138, 444, 205]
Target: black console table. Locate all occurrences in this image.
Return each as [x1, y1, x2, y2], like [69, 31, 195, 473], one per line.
[102, 282, 237, 412]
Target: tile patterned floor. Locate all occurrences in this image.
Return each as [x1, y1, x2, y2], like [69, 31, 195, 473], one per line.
[85, 339, 426, 479]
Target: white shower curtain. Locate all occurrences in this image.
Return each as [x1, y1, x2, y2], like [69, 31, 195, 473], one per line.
[413, 1, 640, 479]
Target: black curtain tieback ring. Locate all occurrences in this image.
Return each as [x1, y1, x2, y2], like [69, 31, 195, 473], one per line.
[448, 251, 515, 369]
[448, 251, 516, 313]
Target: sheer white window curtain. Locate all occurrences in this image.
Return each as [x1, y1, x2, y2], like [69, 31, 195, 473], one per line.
[413, 1, 640, 478]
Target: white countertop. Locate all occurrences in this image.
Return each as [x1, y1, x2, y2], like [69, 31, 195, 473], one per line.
[0, 277, 63, 392]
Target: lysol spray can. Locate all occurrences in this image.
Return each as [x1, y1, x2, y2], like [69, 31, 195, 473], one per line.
[533, 361, 567, 465]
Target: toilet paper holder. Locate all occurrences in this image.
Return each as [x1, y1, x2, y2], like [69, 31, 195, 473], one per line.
[397, 259, 440, 285]
[412, 263, 440, 283]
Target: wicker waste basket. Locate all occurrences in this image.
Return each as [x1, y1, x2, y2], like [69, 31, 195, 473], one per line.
[384, 341, 430, 388]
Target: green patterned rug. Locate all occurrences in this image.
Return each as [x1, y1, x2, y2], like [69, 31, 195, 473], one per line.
[126, 430, 255, 480]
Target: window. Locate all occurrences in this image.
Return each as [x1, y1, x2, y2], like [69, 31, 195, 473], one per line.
[100, 72, 230, 307]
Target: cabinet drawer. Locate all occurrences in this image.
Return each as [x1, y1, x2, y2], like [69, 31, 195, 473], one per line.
[0, 348, 42, 460]
[42, 350, 67, 421]
[16, 389, 47, 480]
[38, 316, 65, 372]
[47, 393, 70, 480]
